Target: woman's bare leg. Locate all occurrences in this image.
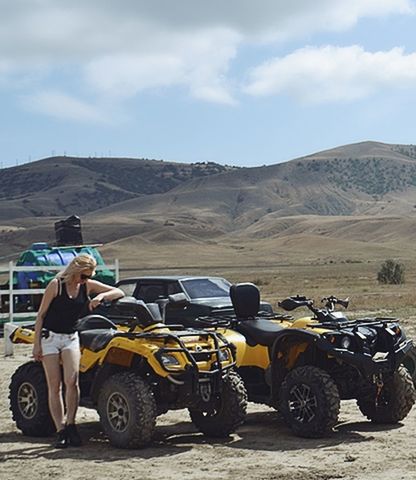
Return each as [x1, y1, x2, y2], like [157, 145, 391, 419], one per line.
[61, 347, 81, 424]
[42, 354, 64, 431]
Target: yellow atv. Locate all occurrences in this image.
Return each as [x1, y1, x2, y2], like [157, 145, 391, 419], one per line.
[193, 283, 415, 438]
[8, 296, 247, 448]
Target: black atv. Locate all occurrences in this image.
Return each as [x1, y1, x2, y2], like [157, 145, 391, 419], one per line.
[191, 284, 416, 437]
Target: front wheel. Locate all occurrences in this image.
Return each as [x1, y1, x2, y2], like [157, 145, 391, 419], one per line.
[9, 361, 55, 437]
[189, 370, 248, 437]
[278, 366, 340, 438]
[357, 366, 416, 423]
[97, 372, 157, 448]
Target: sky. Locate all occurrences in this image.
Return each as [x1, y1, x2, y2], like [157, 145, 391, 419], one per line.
[1, 0, 416, 168]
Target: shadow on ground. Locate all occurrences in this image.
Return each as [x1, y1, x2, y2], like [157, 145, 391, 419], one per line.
[0, 409, 405, 461]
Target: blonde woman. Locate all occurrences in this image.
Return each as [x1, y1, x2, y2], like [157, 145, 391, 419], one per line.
[32, 254, 124, 448]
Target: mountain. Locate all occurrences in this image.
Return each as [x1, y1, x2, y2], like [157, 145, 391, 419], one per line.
[0, 156, 238, 220]
[2, 141, 416, 263]
[88, 141, 416, 232]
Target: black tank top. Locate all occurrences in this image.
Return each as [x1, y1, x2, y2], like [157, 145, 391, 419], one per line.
[43, 280, 89, 334]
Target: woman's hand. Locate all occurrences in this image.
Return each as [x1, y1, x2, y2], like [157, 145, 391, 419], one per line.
[89, 297, 103, 311]
[33, 343, 43, 362]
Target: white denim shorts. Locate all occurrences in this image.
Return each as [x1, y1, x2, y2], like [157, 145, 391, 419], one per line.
[41, 331, 80, 356]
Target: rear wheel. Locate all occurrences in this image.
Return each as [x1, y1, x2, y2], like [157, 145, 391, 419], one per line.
[97, 372, 157, 448]
[279, 366, 340, 438]
[9, 361, 55, 437]
[189, 370, 247, 437]
[357, 366, 416, 423]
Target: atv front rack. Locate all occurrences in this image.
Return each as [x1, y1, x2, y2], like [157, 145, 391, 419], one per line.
[308, 316, 400, 330]
[10, 322, 235, 377]
[116, 327, 236, 376]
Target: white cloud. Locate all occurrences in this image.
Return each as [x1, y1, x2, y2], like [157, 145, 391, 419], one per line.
[0, 1, 412, 59]
[84, 28, 239, 105]
[244, 45, 416, 103]
[0, 0, 415, 114]
[22, 90, 106, 123]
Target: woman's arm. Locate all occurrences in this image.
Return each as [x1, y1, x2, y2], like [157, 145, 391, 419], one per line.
[87, 280, 125, 311]
[32, 279, 58, 361]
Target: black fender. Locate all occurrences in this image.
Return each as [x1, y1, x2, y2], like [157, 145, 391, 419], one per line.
[270, 329, 322, 360]
[269, 329, 322, 400]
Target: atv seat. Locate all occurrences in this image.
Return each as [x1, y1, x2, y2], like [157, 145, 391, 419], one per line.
[79, 329, 118, 352]
[100, 297, 162, 327]
[230, 282, 284, 346]
[236, 319, 285, 347]
[230, 283, 260, 319]
[77, 315, 119, 352]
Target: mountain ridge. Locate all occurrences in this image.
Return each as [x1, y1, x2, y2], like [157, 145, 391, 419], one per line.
[2, 140, 416, 262]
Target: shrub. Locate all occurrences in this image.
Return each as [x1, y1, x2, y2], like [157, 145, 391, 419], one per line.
[377, 259, 405, 285]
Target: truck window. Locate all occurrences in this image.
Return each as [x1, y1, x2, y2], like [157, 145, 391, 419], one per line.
[136, 284, 165, 303]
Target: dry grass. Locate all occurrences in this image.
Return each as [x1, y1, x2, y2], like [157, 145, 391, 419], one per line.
[3, 221, 416, 338]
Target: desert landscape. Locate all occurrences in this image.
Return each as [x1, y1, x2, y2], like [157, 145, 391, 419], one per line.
[3, 1, 416, 478]
[2, 141, 416, 479]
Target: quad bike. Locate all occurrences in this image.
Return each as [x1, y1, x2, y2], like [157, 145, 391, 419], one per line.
[8, 295, 247, 448]
[286, 294, 416, 388]
[191, 284, 416, 438]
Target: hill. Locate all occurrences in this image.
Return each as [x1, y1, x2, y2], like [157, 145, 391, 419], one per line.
[0, 156, 238, 220]
[2, 141, 416, 265]
[89, 141, 416, 231]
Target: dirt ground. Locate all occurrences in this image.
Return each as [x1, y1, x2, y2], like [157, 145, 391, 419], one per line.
[1, 341, 416, 480]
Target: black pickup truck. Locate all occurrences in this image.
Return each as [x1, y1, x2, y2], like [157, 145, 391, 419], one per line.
[105, 275, 273, 327]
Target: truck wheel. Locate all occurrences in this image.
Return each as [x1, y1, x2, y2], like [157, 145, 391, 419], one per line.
[278, 366, 340, 438]
[402, 345, 416, 388]
[189, 370, 247, 437]
[97, 372, 156, 448]
[357, 366, 416, 423]
[9, 361, 55, 437]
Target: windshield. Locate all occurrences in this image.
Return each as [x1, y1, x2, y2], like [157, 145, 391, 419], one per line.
[181, 278, 231, 299]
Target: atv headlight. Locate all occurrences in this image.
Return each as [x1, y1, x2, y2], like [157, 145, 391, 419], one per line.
[160, 353, 180, 367]
[218, 348, 230, 362]
[340, 336, 352, 350]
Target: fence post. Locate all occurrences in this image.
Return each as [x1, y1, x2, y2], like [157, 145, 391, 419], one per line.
[115, 258, 119, 283]
[5, 260, 14, 355]
[9, 260, 14, 324]
[4, 323, 16, 356]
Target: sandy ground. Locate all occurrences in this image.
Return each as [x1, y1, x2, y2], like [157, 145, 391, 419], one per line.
[1, 341, 416, 480]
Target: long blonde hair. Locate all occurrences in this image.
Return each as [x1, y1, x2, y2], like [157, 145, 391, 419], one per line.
[57, 254, 97, 283]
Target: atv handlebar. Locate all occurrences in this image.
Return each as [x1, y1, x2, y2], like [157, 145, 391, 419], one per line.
[278, 295, 313, 312]
[278, 294, 349, 319]
[321, 295, 349, 311]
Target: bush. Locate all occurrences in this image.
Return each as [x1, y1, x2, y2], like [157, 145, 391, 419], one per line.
[377, 260, 405, 285]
